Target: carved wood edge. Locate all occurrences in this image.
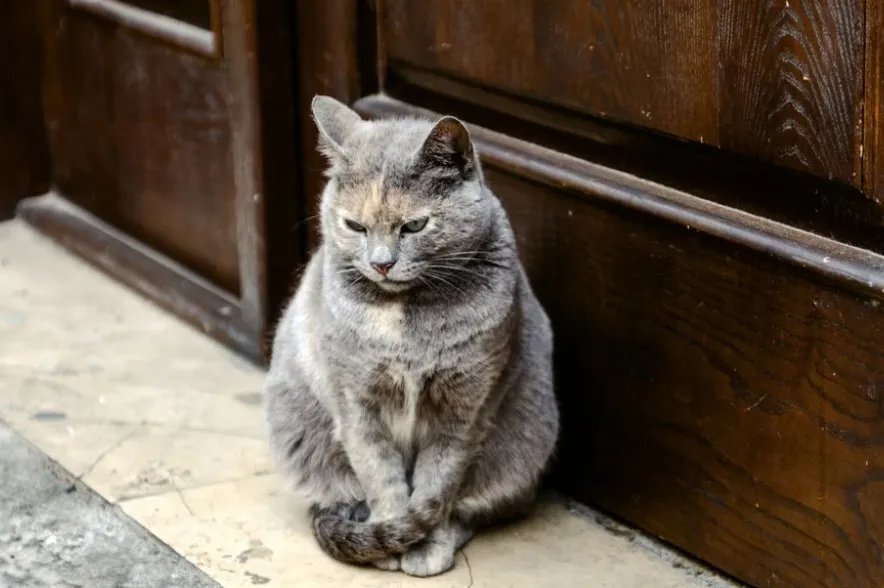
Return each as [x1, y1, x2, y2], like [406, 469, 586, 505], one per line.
[68, 0, 221, 58]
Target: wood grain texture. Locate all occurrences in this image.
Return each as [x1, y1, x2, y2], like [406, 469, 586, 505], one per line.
[357, 95, 884, 588]
[41, 2, 240, 293]
[0, 2, 50, 219]
[380, 0, 870, 192]
[383, 69, 884, 256]
[719, 0, 865, 186]
[864, 0, 884, 205]
[383, 0, 719, 142]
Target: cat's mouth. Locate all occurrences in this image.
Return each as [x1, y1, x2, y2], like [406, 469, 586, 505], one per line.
[373, 277, 414, 293]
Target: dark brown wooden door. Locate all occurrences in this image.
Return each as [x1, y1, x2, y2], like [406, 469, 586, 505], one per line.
[296, 2, 884, 587]
[22, 0, 298, 361]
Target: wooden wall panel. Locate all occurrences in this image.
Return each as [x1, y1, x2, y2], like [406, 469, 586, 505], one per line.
[719, 0, 865, 186]
[42, 5, 240, 293]
[0, 2, 50, 219]
[381, 0, 869, 192]
[384, 0, 720, 143]
[509, 175, 884, 588]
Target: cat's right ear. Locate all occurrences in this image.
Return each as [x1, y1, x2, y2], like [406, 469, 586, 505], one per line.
[311, 95, 363, 167]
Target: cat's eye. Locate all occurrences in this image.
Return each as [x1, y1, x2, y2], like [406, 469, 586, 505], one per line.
[344, 219, 366, 233]
[401, 218, 429, 233]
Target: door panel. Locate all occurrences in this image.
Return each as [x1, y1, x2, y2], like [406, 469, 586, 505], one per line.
[25, 0, 299, 362]
[43, 9, 240, 293]
[383, 0, 865, 190]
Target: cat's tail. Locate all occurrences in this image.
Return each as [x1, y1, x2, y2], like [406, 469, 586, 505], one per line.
[312, 501, 442, 564]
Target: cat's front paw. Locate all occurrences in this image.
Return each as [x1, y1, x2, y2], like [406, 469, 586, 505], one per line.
[400, 541, 456, 577]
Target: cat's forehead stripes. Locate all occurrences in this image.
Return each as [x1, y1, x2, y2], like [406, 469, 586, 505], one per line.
[339, 177, 421, 228]
[360, 179, 384, 222]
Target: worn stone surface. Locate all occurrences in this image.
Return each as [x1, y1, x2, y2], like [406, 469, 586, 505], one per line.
[0, 422, 220, 588]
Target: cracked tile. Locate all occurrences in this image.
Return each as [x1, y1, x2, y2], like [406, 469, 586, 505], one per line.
[3, 415, 138, 477]
[80, 427, 273, 502]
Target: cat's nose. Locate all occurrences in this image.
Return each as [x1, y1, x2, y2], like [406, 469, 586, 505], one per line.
[371, 262, 395, 277]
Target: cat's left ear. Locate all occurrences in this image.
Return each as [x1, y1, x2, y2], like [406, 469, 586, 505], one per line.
[311, 95, 363, 167]
[416, 116, 477, 179]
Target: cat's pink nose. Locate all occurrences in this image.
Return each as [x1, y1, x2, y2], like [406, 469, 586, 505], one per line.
[371, 262, 395, 277]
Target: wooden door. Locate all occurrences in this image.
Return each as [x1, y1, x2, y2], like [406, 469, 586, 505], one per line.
[20, 0, 299, 361]
[296, 2, 884, 587]
[0, 3, 50, 219]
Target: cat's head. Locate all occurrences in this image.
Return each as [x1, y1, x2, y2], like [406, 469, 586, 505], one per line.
[312, 95, 492, 294]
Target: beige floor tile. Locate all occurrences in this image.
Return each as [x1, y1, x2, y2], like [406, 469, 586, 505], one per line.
[81, 426, 273, 501]
[3, 414, 138, 477]
[2, 370, 264, 439]
[122, 475, 473, 588]
[464, 501, 726, 588]
[0, 222, 262, 398]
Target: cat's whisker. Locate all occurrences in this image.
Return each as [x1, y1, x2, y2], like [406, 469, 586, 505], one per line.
[423, 270, 470, 297]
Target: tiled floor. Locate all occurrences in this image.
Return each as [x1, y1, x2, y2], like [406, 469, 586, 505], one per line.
[0, 220, 739, 588]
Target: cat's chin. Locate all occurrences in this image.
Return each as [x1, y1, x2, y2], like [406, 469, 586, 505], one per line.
[371, 278, 415, 294]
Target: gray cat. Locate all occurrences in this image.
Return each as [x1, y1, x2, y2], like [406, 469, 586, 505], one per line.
[263, 95, 559, 577]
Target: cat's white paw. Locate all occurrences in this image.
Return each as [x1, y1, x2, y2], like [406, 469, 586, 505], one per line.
[372, 556, 400, 571]
[400, 542, 455, 577]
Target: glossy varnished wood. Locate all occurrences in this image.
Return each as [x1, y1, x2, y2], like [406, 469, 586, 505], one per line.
[356, 95, 884, 588]
[719, 0, 864, 186]
[380, 0, 868, 191]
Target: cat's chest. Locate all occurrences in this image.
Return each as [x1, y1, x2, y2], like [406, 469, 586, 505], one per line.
[358, 301, 407, 344]
[378, 362, 425, 457]
[351, 301, 445, 358]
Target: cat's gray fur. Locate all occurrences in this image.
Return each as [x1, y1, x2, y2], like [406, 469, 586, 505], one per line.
[263, 95, 559, 577]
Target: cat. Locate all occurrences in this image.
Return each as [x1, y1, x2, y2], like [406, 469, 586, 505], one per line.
[263, 95, 559, 577]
